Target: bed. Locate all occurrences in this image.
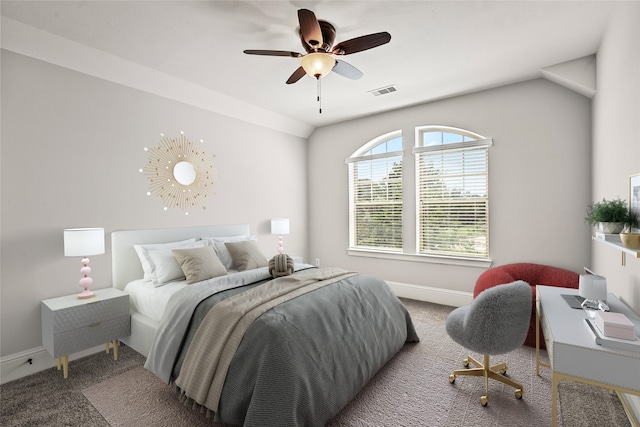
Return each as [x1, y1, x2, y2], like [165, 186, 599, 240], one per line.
[112, 224, 418, 426]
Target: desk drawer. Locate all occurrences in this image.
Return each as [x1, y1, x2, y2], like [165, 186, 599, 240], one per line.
[540, 309, 554, 362]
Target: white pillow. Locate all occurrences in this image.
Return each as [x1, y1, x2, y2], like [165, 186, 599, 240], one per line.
[202, 235, 256, 271]
[147, 241, 208, 286]
[134, 238, 197, 280]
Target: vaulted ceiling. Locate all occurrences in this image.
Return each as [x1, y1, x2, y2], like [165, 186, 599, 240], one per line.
[1, 1, 617, 136]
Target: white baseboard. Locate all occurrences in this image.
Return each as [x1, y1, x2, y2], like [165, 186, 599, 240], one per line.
[386, 281, 473, 307]
[619, 393, 640, 427]
[0, 344, 106, 385]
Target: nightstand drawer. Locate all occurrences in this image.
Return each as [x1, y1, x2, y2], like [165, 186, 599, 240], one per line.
[49, 315, 130, 358]
[45, 297, 129, 334]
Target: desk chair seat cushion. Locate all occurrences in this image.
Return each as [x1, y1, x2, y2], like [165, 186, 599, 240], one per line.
[446, 281, 532, 355]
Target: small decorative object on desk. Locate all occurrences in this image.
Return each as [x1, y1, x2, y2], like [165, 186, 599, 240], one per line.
[595, 311, 636, 340]
[578, 274, 609, 312]
[584, 318, 640, 353]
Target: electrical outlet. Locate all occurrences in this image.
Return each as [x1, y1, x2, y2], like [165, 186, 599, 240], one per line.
[315, 258, 320, 266]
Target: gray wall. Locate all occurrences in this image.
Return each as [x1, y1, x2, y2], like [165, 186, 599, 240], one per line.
[591, 2, 640, 313]
[308, 78, 593, 293]
[0, 50, 309, 357]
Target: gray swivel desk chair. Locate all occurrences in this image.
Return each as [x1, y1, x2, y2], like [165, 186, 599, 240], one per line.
[446, 280, 532, 406]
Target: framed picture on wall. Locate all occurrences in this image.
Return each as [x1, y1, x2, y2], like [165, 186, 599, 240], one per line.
[631, 173, 640, 232]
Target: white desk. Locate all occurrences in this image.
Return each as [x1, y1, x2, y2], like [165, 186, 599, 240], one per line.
[535, 285, 640, 426]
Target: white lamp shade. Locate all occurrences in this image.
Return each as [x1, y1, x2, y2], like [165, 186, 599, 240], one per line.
[271, 218, 290, 235]
[301, 53, 336, 78]
[579, 274, 607, 301]
[64, 228, 105, 257]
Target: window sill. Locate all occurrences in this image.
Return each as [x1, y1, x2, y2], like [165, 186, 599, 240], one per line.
[347, 248, 493, 269]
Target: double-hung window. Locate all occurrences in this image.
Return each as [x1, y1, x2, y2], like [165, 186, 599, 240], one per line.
[347, 131, 403, 251]
[414, 126, 492, 259]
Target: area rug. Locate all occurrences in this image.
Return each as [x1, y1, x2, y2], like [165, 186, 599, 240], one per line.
[83, 320, 564, 427]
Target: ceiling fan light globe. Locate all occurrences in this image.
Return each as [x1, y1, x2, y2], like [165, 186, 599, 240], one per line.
[301, 53, 336, 78]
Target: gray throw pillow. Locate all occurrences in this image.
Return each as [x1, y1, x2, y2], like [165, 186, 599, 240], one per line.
[224, 240, 268, 271]
[172, 245, 227, 284]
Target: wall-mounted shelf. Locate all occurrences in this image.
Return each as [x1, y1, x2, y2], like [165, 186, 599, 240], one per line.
[593, 234, 640, 259]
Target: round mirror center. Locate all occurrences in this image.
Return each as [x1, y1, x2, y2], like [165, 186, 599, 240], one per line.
[173, 161, 196, 185]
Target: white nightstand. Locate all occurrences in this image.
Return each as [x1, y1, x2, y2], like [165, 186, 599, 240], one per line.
[41, 288, 131, 378]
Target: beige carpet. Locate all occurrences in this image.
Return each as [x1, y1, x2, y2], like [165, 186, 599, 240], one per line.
[83, 319, 582, 427]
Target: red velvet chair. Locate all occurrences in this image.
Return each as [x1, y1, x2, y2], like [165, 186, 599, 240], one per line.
[474, 263, 579, 348]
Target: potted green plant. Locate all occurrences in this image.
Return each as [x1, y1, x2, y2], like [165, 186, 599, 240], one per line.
[585, 197, 633, 234]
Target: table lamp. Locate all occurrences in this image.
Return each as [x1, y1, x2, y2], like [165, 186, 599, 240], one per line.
[579, 274, 608, 312]
[271, 218, 290, 254]
[64, 228, 105, 299]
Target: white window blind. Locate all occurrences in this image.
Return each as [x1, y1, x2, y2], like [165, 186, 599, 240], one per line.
[347, 133, 403, 251]
[415, 135, 491, 259]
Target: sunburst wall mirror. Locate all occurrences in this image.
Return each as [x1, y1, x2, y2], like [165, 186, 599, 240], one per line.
[140, 132, 216, 215]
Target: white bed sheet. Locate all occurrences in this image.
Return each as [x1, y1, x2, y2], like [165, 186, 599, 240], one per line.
[124, 279, 185, 322]
[124, 268, 245, 322]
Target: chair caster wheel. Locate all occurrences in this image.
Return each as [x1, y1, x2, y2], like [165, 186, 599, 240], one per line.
[500, 367, 507, 375]
[449, 374, 456, 383]
[515, 389, 523, 399]
[462, 358, 469, 368]
[480, 395, 488, 406]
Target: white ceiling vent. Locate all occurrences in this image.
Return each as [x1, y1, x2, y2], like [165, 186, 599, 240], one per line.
[368, 85, 397, 96]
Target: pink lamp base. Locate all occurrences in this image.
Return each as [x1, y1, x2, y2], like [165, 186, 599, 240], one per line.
[78, 289, 95, 300]
[77, 257, 95, 299]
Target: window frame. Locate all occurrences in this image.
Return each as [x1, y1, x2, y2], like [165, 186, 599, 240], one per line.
[346, 126, 493, 268]
[414, 125, 492, 261]
[346, 130, 403, 252]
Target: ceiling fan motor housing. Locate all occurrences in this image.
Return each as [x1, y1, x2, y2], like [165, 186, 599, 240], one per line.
[299, 20, 337, 53]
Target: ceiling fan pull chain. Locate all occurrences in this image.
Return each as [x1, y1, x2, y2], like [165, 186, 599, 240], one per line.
[317, 76, 322, 114]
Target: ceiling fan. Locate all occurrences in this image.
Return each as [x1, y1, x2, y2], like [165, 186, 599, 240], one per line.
[243, 9, 391, 87]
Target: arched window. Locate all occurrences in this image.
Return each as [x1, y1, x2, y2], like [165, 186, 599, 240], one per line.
[346, 130, 403, 251]
[414, 126, 492, 258]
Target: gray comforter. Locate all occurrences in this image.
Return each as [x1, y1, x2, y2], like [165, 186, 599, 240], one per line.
[146, 266, 418, 426]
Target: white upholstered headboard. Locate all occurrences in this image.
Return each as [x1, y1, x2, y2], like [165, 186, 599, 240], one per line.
[111, 223, 250, 290]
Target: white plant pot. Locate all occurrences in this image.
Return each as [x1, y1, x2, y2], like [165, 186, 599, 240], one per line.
[597, 222, 625, 234]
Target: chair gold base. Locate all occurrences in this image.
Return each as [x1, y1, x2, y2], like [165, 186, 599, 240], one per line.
[448, 354, 524, 406]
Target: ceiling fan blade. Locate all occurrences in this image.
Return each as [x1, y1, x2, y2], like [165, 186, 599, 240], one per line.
[332, 60, 363, 80]
[331, 32, 391, 55]
[298, 9, 323, 49]
[244, 50, 303, 58]
[286, 66, 307, 84]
